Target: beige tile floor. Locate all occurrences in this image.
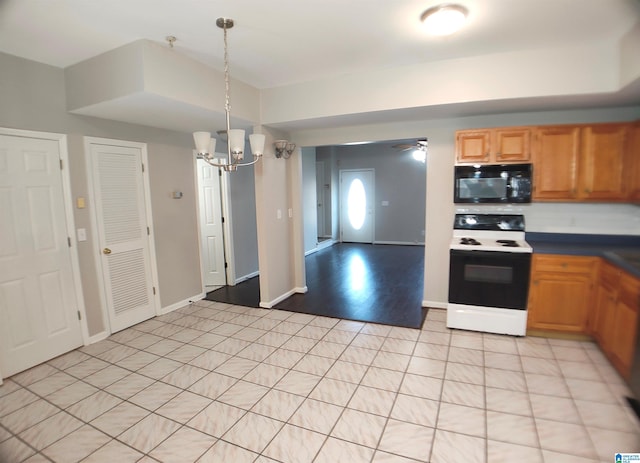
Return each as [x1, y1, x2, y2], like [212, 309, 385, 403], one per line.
[1, 301, 639, 462]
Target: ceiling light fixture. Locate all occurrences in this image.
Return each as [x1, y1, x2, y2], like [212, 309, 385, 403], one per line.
[193, 18, 265, 172]
[274, 140, 296, 159]
[420, 4, 468, 36]
[413, 138, 428, 162]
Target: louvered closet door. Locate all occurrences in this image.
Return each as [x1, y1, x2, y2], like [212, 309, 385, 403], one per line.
[89, 143, 156, 333]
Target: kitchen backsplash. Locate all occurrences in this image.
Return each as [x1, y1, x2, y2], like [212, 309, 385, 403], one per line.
[454, 203, 640, 236]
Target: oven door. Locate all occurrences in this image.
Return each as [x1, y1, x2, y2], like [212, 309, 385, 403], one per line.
[448, 249, 531, 310]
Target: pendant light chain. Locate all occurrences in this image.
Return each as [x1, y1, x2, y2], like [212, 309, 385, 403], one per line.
[223, 23, 231, 116]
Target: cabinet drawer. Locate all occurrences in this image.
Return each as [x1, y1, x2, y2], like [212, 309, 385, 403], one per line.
[533, 255, 596, 274]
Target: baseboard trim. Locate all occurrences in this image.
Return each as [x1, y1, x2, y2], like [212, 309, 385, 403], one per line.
[259, 288, 298, 309]
[86, 330, 110, 345]
[374, 240, 425, 246]
[305, 239, 336, 256]
[233, 271, 259, 286]
[295, 286, 308, 294]
[159, 292, 205, 315]
[423, 300, 447, 309]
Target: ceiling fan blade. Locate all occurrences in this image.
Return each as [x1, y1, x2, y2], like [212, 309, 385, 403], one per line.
[391, 143, 413, 151]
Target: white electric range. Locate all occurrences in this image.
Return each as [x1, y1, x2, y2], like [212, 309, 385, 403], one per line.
[447, 214, 532, 336]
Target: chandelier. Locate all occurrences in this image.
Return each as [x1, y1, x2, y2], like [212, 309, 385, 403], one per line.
[193, 18, 265, 172]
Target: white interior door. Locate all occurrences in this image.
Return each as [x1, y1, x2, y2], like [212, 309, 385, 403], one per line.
[197, 159, 226, 287]
[88, 140, 157, 333]
[0, 133, 83, 377]
[340, 169, 374, 243]
[316, 161, 325, 238]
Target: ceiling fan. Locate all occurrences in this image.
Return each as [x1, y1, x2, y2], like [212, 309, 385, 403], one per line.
[391, 138, 428, 152]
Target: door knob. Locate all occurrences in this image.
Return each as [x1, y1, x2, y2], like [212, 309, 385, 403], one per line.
[103, 248, 112, 255]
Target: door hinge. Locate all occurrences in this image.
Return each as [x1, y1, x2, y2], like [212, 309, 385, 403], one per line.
[59, 159, 64, 170]
[147, 226, 150, 235]
[141, 163, 145, 173]
[218, 169, 222, 177]
[152, 287, 156, 295]
[221, 216, 225, 223]
[224, 262, 228, 268]
[77, 311, 81, 321]
[67, 237, 72, 247]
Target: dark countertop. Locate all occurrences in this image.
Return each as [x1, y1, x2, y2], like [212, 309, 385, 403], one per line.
[526, 232, 640, 278]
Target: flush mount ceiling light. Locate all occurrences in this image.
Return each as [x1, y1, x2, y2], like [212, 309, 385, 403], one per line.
[420, 4, 468, 36]
[193, 18, 265, 172]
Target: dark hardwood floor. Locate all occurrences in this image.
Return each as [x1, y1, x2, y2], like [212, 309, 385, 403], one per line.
[205, 243, 426, 328]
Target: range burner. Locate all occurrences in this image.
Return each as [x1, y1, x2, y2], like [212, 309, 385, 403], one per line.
[497, 239, 519, 247]
[460, 237, 481, 246]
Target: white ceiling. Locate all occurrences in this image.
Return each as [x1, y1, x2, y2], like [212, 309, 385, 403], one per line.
[1, 0, 640, 132]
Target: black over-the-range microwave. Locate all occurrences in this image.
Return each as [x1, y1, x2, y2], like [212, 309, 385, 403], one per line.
[454, 163, 532, 204]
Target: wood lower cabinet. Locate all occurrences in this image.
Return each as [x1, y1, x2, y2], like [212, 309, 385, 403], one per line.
[528, 253, 640, 378]
[590, 260, 618, 351]
[527, 255, 597, 333]
[592, 261, 640, 379]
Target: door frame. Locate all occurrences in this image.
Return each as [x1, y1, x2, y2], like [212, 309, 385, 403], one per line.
[194, 155, 235, 290]
[339, 168, 375, 243]
[0, 127, 90, 381]
[84, 136, 160, 334]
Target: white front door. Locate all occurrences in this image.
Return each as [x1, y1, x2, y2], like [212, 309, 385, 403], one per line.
[197, 159, 226, 287]
[340, 169, 375, 243]
[0, 133, 83, 377]
[87, 140, 157, 333]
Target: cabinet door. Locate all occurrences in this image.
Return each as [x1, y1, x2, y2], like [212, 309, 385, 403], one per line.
[527, 255, 595, 333]
[579, 123, 628, 200]
[528, 274, 593, 332]
[494, 127, 531, 163]
[626, 121, 640, 200]
[609, 272, 640, 378]
[532, 126, 580, 200]
[456, 130, 490, 164]
[591, 262, 619, 349]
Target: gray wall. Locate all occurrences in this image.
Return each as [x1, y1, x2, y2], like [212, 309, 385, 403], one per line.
[228, 164, 259, 280]
[316, 143, 427, 244]
[301, 147, 318, 253]
[1, 52, 202, 336]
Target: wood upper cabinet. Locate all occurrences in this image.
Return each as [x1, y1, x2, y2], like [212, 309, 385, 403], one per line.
[456, 127, 531, 164]
[579, 123, 628, 200]
[592, 261, 640, 379]
[626, 121, 640, 200]
[527, 255, 597, 333]
[532, 126, 580, 200]
[532, 122, 631, 201]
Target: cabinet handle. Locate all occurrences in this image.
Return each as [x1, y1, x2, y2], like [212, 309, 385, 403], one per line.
[103, 248, 112, 255]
